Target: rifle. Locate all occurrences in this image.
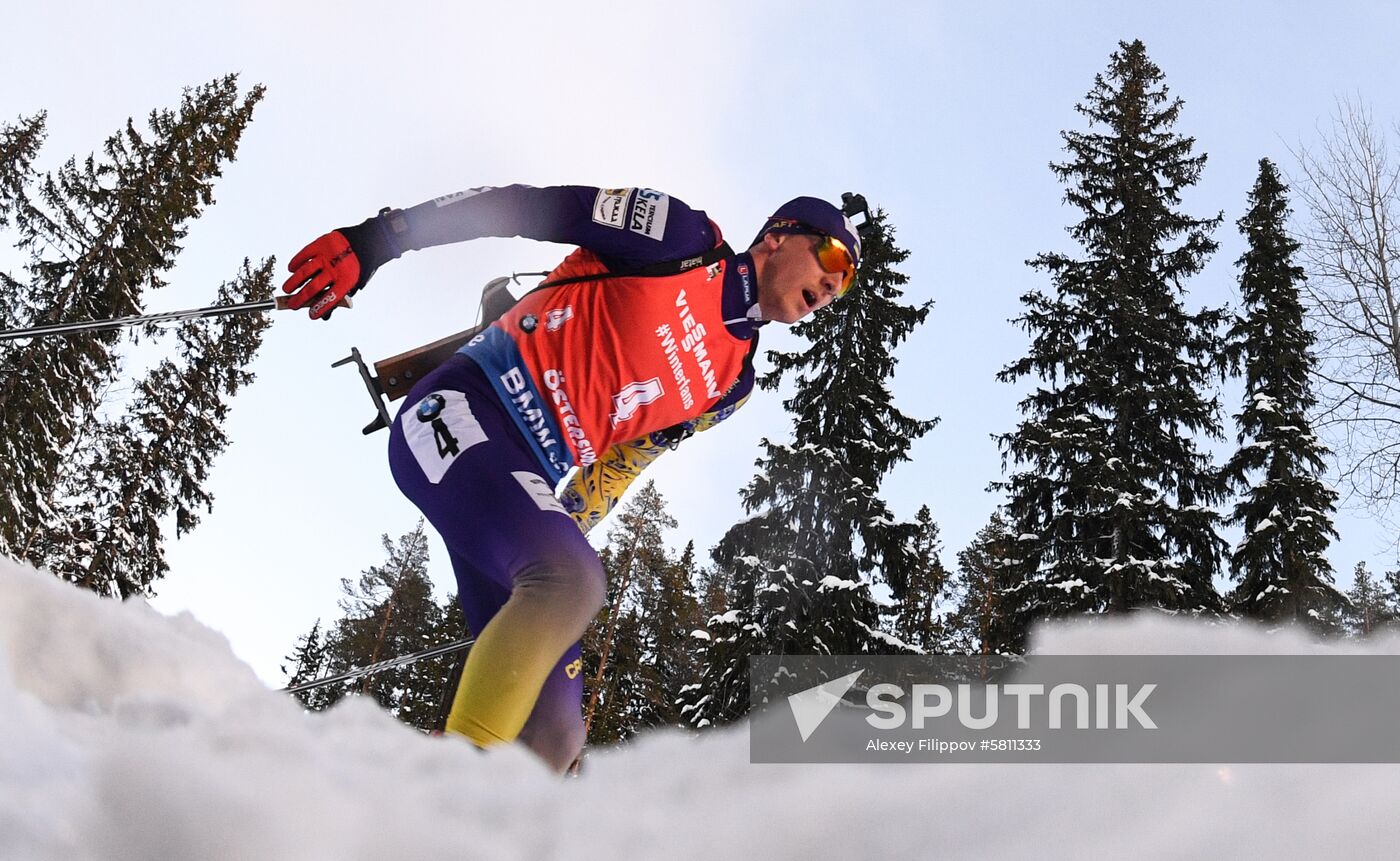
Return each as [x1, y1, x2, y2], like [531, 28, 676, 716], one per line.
[334, 274, 535, 434]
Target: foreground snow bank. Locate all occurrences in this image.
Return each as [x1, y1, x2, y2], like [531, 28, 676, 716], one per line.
[3, 557, 1400, 860]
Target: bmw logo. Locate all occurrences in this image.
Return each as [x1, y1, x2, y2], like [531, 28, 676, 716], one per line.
[416, 394, 446, 422]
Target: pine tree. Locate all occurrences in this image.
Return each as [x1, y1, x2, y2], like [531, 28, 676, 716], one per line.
[684, 209, 935, 727]
[0, 115, 46, 335]
[28, 262, 272, 597]
[1344, 562, 1389, 637]
[581, 545, 640, 745]
[428, 597, 470, 731]
[996, 40, 1227, 628]
[0, 75, 267, 595]
[1386, 568, 1400, 622]
[694, 552, 731, 622]
[1220, 159, 1343, 630]
[634, 538, 704, 729]
[283, 620, 334, 712]
[313, 523, 461, 731]
[582, 481, 691, 745]
[945, 511, 1025, 654]
[888, 505, 952, 652]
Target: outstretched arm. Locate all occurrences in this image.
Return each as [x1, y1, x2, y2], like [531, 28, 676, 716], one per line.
[392, 185, 716, 270]
[281, 185, 716, 319]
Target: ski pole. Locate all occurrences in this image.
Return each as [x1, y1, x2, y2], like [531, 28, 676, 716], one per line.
[281, 636, 475, 695]
[0, 295, 348, 341]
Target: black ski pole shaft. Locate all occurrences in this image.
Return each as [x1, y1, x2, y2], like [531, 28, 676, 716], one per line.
[0, 294, 342, 342]
[0, 298, 274, 341]
[281, 636, 475, 695]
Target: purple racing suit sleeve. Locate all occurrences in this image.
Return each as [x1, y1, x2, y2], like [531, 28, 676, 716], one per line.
[393, 185, 716, 270]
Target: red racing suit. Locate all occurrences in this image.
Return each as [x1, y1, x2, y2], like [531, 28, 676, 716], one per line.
[463, 246, 755, 482]
[389, 184, 763, 530]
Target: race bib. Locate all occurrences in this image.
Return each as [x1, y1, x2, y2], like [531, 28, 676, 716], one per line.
[513, 471, 567, 515]
[402, 390, 488, 483]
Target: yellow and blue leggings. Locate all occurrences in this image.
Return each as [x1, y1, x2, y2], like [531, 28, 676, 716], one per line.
[388, 355, 605, 772]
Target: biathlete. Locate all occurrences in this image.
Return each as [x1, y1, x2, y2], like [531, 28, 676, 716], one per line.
[282, 185, 863, 772]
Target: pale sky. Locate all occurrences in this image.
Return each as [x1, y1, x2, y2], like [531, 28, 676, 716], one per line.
[7, 1, 1400, 684]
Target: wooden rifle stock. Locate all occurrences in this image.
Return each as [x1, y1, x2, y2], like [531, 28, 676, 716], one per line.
[372, 324, 484, 402]
[335, 277, 530, 434]
[372, 275, 528, 401]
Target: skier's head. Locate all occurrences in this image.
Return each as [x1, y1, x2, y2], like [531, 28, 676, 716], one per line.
[748, 196, 863, 324]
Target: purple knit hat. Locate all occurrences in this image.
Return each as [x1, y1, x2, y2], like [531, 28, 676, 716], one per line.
[753, 196, 863, 270]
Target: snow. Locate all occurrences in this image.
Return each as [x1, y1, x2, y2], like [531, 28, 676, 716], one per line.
[5, 556, 1400, 859]
[816, 575, 861, 592]
[1251, 393, 1280, 412]
[709, 609, 742, 626]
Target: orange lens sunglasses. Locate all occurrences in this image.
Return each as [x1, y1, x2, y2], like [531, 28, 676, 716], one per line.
[814, 233, 858, 297]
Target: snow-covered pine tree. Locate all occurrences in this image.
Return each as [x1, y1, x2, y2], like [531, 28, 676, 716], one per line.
[996, 40, 1227, 628]
[1386, 567, 1400, 622]
[0, 75, 266, 590]
[1344, 562, 1390, 637]
[683, 208, 935, 727]
[1220, 158, 1343, 630]
[679, 548, 764, 728]
[0, 115, 44, 335]
[28, 262, 272, 597]
[888, 505, 952, 652]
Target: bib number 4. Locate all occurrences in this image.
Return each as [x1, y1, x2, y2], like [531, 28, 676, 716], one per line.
[403, 390, 488, 483]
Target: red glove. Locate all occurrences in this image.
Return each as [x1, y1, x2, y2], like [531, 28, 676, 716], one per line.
[281, 231, 362, 319]
[282, 212, 403, 320]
